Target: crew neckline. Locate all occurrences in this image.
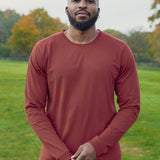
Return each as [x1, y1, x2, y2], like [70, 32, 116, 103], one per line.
[62, 29, 101, 47]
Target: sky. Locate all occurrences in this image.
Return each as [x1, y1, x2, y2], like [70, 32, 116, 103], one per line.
[0, 0, 154, 34]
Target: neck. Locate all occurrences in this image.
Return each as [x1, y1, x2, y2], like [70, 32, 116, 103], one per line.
[64, 25, 99, 44]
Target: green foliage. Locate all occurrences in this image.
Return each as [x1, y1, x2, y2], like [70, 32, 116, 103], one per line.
[0, 9, 20, 44]
[0, 44, 12, 58]
[103, 29, 128, 42]
[0, 60, 160, 160]
[104, 29, 151, 62]
[127, 30, 151, 62]
[0, 6, 159, 62]
[0, 11, 8, 44]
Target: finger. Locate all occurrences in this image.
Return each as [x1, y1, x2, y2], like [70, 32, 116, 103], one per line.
[71, 147, 82, 159]
[76, 152, 86, 160]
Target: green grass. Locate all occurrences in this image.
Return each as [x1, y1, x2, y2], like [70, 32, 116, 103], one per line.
[0, 60, 41, 160]
[0, 60, 160, 160]
[120, 66, 160, 160]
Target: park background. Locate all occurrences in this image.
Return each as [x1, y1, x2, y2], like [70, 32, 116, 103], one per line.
[0, 0, 160, 159]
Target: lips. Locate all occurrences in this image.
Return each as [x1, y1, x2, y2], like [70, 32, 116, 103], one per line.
[75, 10, 90, 16]
[76, 11, 88, 15]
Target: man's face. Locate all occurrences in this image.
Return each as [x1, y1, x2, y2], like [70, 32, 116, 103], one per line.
[66, 0, 100, 31]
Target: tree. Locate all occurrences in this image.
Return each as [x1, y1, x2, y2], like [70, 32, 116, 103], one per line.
[147, 24, 160, 62]
[0, 43, 12, 58]
[147, 0, 160, 62]
[127, 30, 150, 62]
[148, 0, 160, 25]
[103, 29, 128, 42]
[8, 15, 40, 57]
[8, 8, 68, 57]
[0, 9, 20, 44]
[0, 11, 8, 44]
[104, 29, 151, 62]
[29, 8, 68, 39]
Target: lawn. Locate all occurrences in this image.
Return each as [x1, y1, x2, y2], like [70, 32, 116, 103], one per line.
[0, 60, 159, 160]
[120, 66, 160, 160]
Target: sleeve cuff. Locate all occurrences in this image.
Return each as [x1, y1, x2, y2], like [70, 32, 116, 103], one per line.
[58, 151, 72, 160]
[89, 136, 109, 157]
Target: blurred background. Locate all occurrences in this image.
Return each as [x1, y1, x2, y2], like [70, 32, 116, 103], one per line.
[0, 0, 160, 63]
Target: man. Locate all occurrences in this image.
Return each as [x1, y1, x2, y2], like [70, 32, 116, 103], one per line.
[25, 0, 140, 160]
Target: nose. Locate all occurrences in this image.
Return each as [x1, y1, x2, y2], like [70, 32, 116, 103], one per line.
[79, 0, 87, 9]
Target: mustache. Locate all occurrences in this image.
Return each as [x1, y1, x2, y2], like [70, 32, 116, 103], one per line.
[75, 9, 91, 17]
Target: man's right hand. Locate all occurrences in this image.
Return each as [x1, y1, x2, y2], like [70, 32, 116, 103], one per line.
[71, 142, 96, 160]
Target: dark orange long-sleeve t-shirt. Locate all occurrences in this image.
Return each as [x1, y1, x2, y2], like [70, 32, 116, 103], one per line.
[25, 30, 140, 160]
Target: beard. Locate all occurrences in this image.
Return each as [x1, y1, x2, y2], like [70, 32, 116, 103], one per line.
[67, 10, 99, 31]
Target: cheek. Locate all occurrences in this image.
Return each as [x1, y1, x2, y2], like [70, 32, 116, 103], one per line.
[91, 8, 99, 16]
[67, 8, 76, 17]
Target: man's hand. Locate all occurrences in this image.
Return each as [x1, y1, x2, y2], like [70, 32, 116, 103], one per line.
[71, 142, 96, 160]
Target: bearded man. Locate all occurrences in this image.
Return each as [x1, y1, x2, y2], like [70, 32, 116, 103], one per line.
[25, 0, 140, 160]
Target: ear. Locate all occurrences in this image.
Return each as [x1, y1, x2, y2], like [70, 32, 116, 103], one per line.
[98, 8, 100, 16]
[65, 7, 69, 14]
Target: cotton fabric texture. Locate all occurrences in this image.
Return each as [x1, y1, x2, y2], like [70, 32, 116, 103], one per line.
[25, 30, 140, 160]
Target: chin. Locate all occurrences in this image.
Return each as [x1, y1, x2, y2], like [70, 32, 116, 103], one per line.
[77, 18, 89, 22]
[77, 20, 88, 23]
[76, 16, 88, 20]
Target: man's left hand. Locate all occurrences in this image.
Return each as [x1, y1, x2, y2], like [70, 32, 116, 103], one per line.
[71, 142, 96, 160]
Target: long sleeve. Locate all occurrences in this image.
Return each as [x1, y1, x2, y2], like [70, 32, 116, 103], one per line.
[89, 44, 140, 156]
[25, 44, 72, 160]
[25, 31, 140, 160]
